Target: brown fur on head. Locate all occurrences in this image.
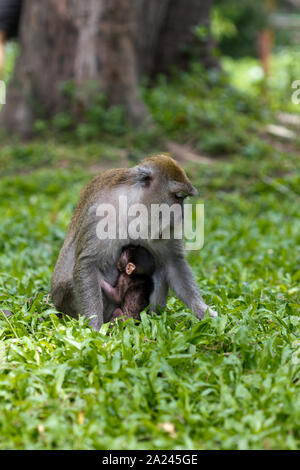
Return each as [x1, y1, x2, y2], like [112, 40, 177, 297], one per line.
[117, 245, 155, 277]
[78, 154, 196, 193]
[133, 153, 198, 207]
[70, 154, 197, 232]
[141, 154, 192, 186]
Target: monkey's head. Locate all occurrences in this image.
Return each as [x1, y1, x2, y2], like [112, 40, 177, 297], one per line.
[117, 245, 155, 277]
[130, 154, 197, 239]
[133, 154, 197, 207]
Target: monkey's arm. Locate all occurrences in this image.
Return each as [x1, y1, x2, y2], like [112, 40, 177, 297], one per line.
[166, 256, 217, 319]
[73, 256, 104, 330]
[100, 279, 122, 305]
[73, 215, 108, 330]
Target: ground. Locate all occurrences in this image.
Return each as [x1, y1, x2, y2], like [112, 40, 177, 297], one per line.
[0, 54, 299, 449]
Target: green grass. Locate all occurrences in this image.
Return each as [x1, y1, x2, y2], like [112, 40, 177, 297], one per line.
[0, 53, 299, 449]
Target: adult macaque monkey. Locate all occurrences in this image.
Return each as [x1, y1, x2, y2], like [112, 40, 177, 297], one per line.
[51, 154, 217, 330]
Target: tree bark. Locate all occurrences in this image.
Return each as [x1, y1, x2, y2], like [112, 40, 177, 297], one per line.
[1, 0, 215, 136]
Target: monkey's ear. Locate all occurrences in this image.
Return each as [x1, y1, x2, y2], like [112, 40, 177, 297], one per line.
[126, 262, 136, 275]
[135, 166, 153, 187]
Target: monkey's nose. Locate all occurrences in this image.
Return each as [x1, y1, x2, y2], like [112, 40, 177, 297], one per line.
[190, 185, 198, 196]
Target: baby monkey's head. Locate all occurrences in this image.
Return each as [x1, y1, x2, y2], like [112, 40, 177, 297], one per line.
[117, 245, 155, 277]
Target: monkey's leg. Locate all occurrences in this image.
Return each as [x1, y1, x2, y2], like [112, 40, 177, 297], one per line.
[111, 308, 128, 322]
[51, 279, 78, 318]
[100, 279, 122, 305]
[73, 260, 104, 330]
[149, 268, 169, 313]
[166, 258, 218, 319]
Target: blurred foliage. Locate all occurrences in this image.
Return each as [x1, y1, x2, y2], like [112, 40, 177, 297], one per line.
[223, 47, 300, 111]
[145, 63, 271, 156]
[0, 42, 19, 112]
[212, 0, 268, 58]
[1, 41, 19, 82]
[212, 0, 300, 58]
[34, 81, 129, 143]
[16, 50, 295, 160]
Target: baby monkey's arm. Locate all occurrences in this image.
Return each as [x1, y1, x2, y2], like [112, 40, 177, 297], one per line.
[100, 279, 122, 305]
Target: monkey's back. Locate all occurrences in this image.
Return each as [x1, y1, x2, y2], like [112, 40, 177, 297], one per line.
[68, 168, 134, 232]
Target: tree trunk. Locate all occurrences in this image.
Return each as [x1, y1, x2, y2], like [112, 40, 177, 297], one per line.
[1, 0, 215, 136]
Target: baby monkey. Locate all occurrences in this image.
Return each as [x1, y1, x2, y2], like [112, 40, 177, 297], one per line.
[100, 245, 155, 322]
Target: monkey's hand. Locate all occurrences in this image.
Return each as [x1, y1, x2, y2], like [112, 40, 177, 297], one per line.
[100, 279, 122, 305]
[193, 303, 218, 320]
[166, 257, 218, 320]
[207, 307, 218, 318]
